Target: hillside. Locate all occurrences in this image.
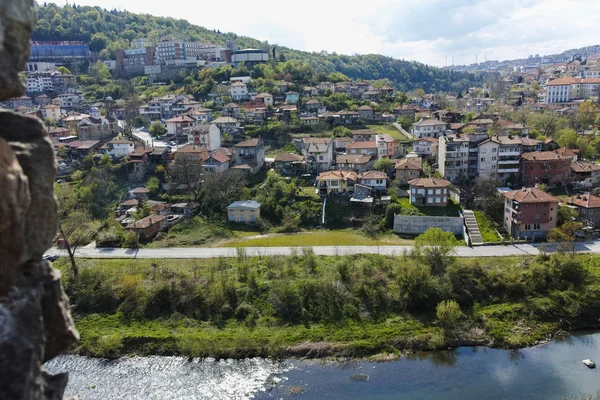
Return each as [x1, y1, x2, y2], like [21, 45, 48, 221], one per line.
[34, 3, 483, 93]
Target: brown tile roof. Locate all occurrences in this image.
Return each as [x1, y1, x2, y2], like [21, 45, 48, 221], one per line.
[553, 147, 579, 157]
[274, 153, 306, 162]
[224, 102, 239, 108]
[566, 193, 600, 209]
[336, 154, 372, 164]
[235, 138, 260, 147]
[176, 144, 208, 153]
[131, 187, 149, 194]
[490, 135, 523, 145]
[521, 151, 569, 161]
[165, 115, 195, 123]
[127, 215, 167, 229]
[521, 137, 541, 146]
[317, 170, 357, 182]
[358, 170, 388, 180]
[214, 147, 233, 157]
[303, 137, 331, 144]
[396, 157, 422, 170]
[346, 141, 378, 149]
[408, 177, 451, 188]
[208, 152, 231, 164]
[413, 137, 439, 144]
[503, 187, 559, 203]
[357, 105, 374, 111]
[413, 119, 447, 127]
[571, 161, 600, 173]
[120, 199, 139, 207]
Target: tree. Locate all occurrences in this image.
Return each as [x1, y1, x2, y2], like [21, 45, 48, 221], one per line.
[167, 156, 204, 202]
[332, 126, 352, 137]
[56, 66, 71, 75]
[149, 121, 166, 137]
[414, 228, 457, 275]
[88, 61, 111, 81]
[574, 101, 599, 131]
[55, 184, 99, 276]
[473, 177, 502, 215]
[374, 158, 393, 172]
[548, 221, 584, 258]
[436, 300, 463, 330]
[89, 32, 109, 52]
[397, 116, 413, 131]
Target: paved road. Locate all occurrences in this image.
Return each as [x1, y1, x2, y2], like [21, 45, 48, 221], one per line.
[392, 122, 414, 140]
[45, 241, 600, 259]
[131, 128, 173, 149]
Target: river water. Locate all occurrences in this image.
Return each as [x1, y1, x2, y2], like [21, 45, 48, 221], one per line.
[46, 332, 600, 400]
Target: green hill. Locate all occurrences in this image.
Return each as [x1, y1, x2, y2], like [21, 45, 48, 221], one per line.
[34, 3, 484, 93]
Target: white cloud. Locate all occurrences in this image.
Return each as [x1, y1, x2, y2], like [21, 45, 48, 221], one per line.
[69, 0, 600, 66]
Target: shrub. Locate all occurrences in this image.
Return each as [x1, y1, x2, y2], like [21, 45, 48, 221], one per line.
[436, 300, 463, 329]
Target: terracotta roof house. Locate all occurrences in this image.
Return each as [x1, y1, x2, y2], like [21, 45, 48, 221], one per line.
[202, 151, 231, 174]
[274, 153, 307, 176]
[565, 193, 600, 226]
[571, 160, 600, 187]
[503, 187, 559, 239]
[552, 147, 579, 161]
[357, 105, 374, 119]
[358, 170, 388, 191]
[335, 154, 373, 173]
[395, 156, 422, 184]
[233, 138, 265, 174]
[317, 170, 358, 195]
[521, 151, 571, 187]
[126, 215, 168, 239]
[408, 178, 451, 207]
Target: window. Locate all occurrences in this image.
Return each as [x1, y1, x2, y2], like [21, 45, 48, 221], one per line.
[534, 223, 540, 230]
[525, 224, 531, 230]
[481, 157, 486, 162]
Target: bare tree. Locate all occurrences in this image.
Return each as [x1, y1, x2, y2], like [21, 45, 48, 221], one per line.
[167, 156, 204, 202]
[548, 221, 584, 258]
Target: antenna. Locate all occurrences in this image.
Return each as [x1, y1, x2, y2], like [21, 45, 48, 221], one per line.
[452, 56, 454, 66]
[476, 54, 478, 64]
[445, 56, 448, 67]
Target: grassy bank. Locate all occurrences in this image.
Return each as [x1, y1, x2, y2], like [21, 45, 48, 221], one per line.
[221, 230, 413, 247]
[56, 252, 600, 359]
[473, 211, 502, 243]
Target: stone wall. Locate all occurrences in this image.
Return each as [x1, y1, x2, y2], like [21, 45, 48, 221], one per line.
[393, 215, 465, 235]
[0, 1, 79, 399]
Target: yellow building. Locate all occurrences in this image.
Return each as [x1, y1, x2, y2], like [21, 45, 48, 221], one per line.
[317, 170, 358, 195]
[227, 200, 261, 223]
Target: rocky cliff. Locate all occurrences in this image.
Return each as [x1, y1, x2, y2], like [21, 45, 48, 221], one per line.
[0, 1, 79, 399]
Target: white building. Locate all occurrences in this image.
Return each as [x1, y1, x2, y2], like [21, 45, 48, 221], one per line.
[412, 138, 439, 160]
[411, 119, 448, 139]
[298, 137, 333, 173]
[58, 92, 85, 108]
[545, 76, 600, 104]
[107, 139, 135, 158]
[188, 124, 221, 151]
[230, 81, 248, 102]
[438, 134, 470, 182]
[26, 72, 54, 94]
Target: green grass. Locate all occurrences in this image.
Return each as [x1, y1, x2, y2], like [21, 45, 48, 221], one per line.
[367, 124, 409, 141]
[57, 253, 600, 359]
[146, 217, 259, 248]
[473, 211, 502, 243]
[221, 230, 413, 247]
[398, 198, 462, 217]
[298, 186, 320, 200]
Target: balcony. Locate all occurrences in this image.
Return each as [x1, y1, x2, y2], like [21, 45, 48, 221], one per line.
[498, 151, 520, 156]
[498, 168, 519, 173]
[498, 159, 520, 164]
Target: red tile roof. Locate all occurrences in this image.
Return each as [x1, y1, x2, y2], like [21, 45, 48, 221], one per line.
[566, 193, 600, 209]
[408, 178, 450, 188]
[503, 187, 559, 203]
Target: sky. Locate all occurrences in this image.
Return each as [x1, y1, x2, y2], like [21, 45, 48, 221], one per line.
[72, 0, 600, 66]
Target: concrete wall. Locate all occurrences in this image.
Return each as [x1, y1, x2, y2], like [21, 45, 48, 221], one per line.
[393, 215, 464, 235]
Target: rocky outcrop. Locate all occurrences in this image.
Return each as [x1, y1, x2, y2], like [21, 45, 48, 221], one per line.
[0, 1, 79, 399]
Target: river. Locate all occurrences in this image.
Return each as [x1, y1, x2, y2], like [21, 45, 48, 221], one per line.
[46, 332, 600, 399]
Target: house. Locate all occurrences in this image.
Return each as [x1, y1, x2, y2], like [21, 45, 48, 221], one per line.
[147, 200, 170, 216]
[395, 157, 422, 184]
[254, 93, 273, 107]
[70, 140, 102, 158]
[408, 177, 451, 207]
[376, 134, 400, 158]
[222, 102, 240, 117]
[126, 215, 168, 239]
[357, 105, 374, 120]
[227, 200, 261, 223]
[186, 107, 213, 123]
[118, 198, 139, 214]
[129, 187, 150, 200]
[202, 152, 231, 174]
[565, 193, 600, 226]
[352, 129, 377, 142]
[285, 91, 300, 104]
[553, 147, 579, 162]
[171, 202, 198, 217]
[230, 81, 249, 102]
[188, 124, 221, 151]
[411, 119, 448, 139]
[213, 116, 240, 133]
[174, 144, 209, 163]
[304, 99, 321, 112]
[41, 104, 61, 121]
[274, 153, 307, 176]
[412, 138, 439, 160]
[521, 151, 571, 187]
[503, 187, 559, 239]
[346, 141, 379, 158]
[333, 137, 353, 151]
[149, 146, 172, 168]
[338, 110, 360, 125]
[393, 105, 418, 120]
[165, 115, 195, 137]
[543, 138, 560, 151]
[77, 108, 119, 140]
[571, 161, 600, 187]
[300, 116, 319, 125]
[522, 137, 543, 152]
[47, 127, 72, 138]
[106, 139, 134, 158]
[233, 138, 265, 174]
[358, 170, 388, 191]
[298, 137, 333, 173]
[125, 148, 152, 180]
[317, 170, 357, 195]
[438, 134, 471, 183]
[335, 154, 373, 173]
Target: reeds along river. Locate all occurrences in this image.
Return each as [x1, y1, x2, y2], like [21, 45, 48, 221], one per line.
[47, 332, 600, 400]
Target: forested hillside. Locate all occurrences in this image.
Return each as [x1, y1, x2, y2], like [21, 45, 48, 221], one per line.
[34, 3, 484, 93]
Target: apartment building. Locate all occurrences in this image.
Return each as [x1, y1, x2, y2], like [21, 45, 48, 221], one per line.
[503, 187, 559, 239]
[521, 151, 571, 187]
[411, 119, 448, 139]
[438, 134, 470, 182]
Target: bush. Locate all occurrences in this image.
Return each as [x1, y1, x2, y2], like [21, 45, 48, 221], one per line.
[122, 230, 139, 248]
[436, 300, 463, 329]
[96, 227, 123, 247]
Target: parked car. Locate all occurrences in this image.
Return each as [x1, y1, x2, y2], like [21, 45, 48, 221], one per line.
[43, 254, 59, 262]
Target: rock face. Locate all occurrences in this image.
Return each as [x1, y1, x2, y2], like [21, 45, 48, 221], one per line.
[0, 1, 79, 399]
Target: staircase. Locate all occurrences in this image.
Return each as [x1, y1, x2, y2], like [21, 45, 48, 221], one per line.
[463, 210, 483, 245]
